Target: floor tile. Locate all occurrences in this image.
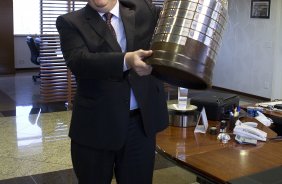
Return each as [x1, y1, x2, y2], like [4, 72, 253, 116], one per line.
[153, 166, 197, 184]
[32, 169, 77, 184]
[0, 90, 15, 112]
[0, 175, 36, 184]
[0, 166, 199, 184]
[154, 152, 175, 170]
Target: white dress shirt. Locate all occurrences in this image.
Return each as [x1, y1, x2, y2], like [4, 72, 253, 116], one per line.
[99, 1, 138, 110]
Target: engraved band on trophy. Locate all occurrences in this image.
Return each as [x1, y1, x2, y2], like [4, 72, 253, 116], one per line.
[147, 0, 229, 89]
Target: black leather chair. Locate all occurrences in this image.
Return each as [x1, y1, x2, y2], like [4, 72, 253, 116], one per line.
[26, 36, 41, 82]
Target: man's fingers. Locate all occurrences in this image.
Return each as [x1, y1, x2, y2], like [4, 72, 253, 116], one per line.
[137, 49, 153, 58]
[134, 65, 152, 76]
[124, 50, 153, 71]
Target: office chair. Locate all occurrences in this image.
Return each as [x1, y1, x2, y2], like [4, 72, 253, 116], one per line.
[26, 36, 41, 82]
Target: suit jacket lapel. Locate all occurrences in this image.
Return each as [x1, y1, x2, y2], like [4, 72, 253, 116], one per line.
[120, 4, 135, 52]
[84, 4, 121, 52]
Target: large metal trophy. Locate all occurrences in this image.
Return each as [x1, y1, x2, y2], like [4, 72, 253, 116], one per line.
[147, 0, 229, 89]
[147, 0, 229, 127]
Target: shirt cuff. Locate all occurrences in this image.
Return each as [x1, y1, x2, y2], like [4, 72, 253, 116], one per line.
[123, 57, 129, 71]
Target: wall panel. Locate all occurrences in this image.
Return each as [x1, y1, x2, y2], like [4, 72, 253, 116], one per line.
[0, 0, 15, 74]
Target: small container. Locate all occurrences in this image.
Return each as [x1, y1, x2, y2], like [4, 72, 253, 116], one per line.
[167, 101, 198, 127]
[229, 115, 239, 131]
[247, 106, 263, 117]
[220, 120, 227, 133]
[247, 106, 256, 117]
[209, 126, 218, 135]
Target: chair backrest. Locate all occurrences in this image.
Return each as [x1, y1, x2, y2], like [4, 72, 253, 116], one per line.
[34, 37, 41, 50]
[26, 36, 40, 65]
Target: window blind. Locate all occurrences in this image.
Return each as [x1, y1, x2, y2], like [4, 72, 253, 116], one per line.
[39, 0, 86, 107]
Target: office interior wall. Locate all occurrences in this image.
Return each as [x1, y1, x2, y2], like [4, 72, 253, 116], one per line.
[213, 0, 280, 99]
[14, 35, 39, 69]
[271, 0, 282, 100]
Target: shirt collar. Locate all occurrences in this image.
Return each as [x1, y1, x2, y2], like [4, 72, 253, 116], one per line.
[98, 1, 120, 19]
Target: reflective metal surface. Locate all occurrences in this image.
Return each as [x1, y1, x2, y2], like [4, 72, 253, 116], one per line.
[167, 91, 198, 127]
[168, 106, 198, 127]
[147, 0, 228, 89]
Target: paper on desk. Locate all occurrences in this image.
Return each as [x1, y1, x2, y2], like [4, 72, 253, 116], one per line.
[255, 111, 273, 127]
[256, 101, 282, 107]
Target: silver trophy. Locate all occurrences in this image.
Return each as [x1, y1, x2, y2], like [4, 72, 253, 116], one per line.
[147, 0, 229, 89]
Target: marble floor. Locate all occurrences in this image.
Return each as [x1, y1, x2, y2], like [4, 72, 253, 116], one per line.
[0, 70, 260, 184]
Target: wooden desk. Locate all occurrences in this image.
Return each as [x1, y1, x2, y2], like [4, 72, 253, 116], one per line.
[156, 120, 281, 184]
[263, 109, 282, 119]
[241, 104, 282, 135]
[241, 104, 282, 122]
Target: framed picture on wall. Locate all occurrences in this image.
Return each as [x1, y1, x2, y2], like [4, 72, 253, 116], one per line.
[250, 0, 271, 19]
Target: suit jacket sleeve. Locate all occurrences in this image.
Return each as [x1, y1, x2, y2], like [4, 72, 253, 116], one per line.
[56, 15, 125, 80]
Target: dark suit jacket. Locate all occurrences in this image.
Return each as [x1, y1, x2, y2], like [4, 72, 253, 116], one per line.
[56, 0, 169, 150]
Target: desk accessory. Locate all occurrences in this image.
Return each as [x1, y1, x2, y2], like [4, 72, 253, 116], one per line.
[168, 87, 197, 127]
[274, 104, 282, 109]
[233, 124, 267, 141]
[255, 111, 273, 127]
[217, 133, 231, 143]
[190, 91, 239, 121]
[235, 135, 257, 145]
[235, 120, 258, 128]
[209, 126, 217, 135]
[194, 107, 208, 133]
[217, 120, 231, 143]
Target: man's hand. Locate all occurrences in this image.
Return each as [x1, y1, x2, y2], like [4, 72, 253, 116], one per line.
[125, 49, 153, 76]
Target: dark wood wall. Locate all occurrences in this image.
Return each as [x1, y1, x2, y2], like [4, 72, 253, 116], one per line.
[0, 0, 15, 74]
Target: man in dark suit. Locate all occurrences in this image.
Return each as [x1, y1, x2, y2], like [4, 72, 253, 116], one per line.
[56, 0, 168, 183]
